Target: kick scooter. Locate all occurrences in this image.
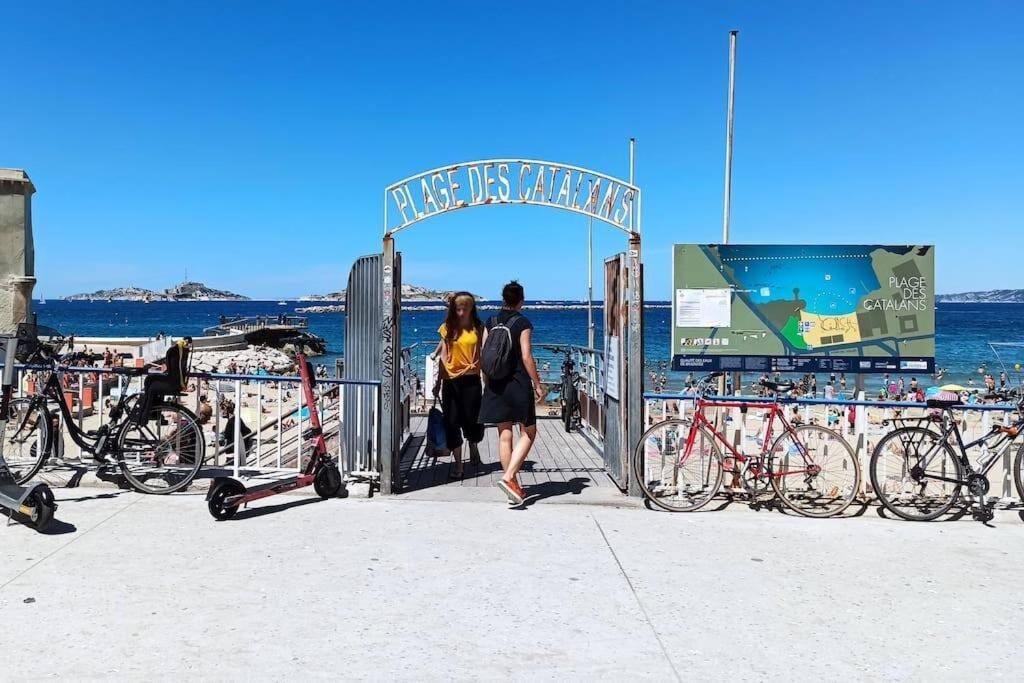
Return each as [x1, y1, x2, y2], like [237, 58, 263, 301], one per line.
[0, 329, 58, 531]
[206, 353, 343, 520]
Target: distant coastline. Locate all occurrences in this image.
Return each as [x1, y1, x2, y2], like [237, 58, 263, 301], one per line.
[295, 302, 672, 313]
[65, 281, 248, 302]
[936, 289, 1024, 303]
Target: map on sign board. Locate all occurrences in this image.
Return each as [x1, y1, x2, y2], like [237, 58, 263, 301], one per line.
[671, 244, 936, 374]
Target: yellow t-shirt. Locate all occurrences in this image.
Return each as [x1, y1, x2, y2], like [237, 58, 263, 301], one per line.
[438, 323, 480, 378]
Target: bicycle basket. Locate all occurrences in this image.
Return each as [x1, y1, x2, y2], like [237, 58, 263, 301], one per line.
[15, 322, 65, 363]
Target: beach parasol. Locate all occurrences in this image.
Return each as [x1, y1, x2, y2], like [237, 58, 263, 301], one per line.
[939, 384, 968, 392]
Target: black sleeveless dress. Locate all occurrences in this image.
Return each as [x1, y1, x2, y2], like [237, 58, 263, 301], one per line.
[479, 310, 536, 427]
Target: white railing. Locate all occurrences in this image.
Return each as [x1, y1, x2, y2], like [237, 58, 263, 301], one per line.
[643, 392, 1024, 503]
[11, 364, 380, 483]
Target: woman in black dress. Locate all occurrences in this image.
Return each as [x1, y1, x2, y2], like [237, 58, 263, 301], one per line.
[479, 281, 545, 506]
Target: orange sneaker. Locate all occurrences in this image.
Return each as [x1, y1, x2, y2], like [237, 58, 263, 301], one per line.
[497, 479, 525, 506]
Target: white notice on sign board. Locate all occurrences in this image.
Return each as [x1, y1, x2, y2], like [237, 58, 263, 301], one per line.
[675, 288, 731, 328]
[605, 335, 620, 400]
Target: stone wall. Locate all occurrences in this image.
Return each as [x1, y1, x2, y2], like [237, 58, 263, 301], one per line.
[0, 169, 35, 335]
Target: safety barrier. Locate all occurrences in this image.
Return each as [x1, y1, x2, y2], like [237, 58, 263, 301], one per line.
[571, 346, 605, 443]
[642, 391, 1024, 502]
[8, 364, 381, 482]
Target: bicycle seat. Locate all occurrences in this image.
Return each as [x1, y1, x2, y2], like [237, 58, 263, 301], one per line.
[760, 380, 795, 394]
[925, 390, 962, 409]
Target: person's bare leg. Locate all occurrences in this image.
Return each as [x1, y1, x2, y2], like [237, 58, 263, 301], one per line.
[498, 423, 513, 473]
[502, 424, 537, 482]
[451, 444, 463, 476]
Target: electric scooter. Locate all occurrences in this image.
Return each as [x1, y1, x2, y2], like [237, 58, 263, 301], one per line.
[0, 328, 58, 531]
[206, 353, 343, 520]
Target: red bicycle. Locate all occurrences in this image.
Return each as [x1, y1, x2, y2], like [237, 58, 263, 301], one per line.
[633, 373, 861, 517]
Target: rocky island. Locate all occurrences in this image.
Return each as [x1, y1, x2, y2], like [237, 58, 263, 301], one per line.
[937, 289, 1024, 303]
[297, 284, 481, 312]
[65, 281, 249, 302]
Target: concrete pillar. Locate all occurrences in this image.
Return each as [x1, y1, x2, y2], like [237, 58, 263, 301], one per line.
[0, 169, 35, 335]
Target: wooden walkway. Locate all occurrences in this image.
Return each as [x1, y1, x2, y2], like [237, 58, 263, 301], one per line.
[399, 416, 623, 503]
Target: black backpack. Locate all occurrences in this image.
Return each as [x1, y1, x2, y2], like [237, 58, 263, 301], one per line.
[481, 314, 520, 381]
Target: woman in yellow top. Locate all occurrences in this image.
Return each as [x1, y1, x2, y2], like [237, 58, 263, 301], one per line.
[430, 292, 484, 479]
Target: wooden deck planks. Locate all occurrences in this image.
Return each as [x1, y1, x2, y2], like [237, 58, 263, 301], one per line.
[398, 417, 616, 494]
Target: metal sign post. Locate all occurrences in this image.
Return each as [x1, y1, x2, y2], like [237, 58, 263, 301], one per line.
[625, 139, 644, 496]
[379, 236, 400, 494]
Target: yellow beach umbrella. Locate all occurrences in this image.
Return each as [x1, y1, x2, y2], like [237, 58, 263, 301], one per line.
[939, 384, 968, 392]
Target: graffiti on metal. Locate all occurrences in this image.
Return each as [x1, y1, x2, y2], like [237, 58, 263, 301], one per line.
[384, 159, 640, 235]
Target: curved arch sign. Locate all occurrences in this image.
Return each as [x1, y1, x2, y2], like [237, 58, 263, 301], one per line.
[384, 159, 640, 236]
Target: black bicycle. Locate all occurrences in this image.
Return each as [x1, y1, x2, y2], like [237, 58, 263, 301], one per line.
[541, 345, 581, 433]
[2, 327, 205, 493]
[869, 390, 1024, 521]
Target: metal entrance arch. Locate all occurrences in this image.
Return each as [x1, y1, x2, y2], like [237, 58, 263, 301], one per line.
[359, 153, 644, 495]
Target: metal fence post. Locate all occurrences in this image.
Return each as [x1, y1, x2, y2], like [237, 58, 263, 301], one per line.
[233, 380, 242, 478]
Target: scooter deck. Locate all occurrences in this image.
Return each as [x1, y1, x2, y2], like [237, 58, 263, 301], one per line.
[231, 474, 311, 495]
[0, 482, 32, 505]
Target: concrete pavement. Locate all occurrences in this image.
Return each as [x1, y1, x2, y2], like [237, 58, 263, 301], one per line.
[2, 487, 1022, 680]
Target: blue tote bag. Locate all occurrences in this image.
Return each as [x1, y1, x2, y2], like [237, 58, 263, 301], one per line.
[426, 399, 448, 456]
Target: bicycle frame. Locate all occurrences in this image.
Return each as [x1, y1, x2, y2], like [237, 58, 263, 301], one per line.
[17, 366, 139, 456]
[681, 397, 813, 479]
[904, 411, 1024, 485]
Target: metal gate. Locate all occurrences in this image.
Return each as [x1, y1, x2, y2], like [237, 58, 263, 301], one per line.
[601, 247, 643, 492]
[342, 252, 403, 482]
[602, 255, 627, 487]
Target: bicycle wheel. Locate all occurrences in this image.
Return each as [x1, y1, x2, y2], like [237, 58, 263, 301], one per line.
[562, 376, 575, 433]
[115, 403, 205, 494]
[1014, 442, 1024, 503]
[632, 418, 724, 512]
[768, 425, 860, 517]
[869, 426, 962, 521]
[3, 398, 52, 485]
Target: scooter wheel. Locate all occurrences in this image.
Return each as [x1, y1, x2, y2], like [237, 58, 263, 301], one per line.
[27, 486, 56, 532]
[313, 463, 343, 499]
[208, 481, 245, 521]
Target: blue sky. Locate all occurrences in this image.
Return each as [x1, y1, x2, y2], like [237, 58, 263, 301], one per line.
[3, 1, 1021, 300]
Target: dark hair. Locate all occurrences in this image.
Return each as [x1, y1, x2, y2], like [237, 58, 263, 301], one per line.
[501, 280, 525, 307]
[444, 292, 482, 343]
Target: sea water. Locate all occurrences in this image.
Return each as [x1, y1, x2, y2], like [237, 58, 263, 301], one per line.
[32, 300, 1024, 389]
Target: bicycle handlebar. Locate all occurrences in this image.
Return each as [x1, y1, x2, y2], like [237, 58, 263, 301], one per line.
[108, 366, 151, 376]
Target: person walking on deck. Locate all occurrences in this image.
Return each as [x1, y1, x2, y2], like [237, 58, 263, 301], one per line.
[430, 292, 485, 479]
[480, 281, 544, 506]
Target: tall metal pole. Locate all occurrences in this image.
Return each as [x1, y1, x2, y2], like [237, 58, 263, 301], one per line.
[625, 136, 644, 496]
[723, 31, 738, 402]
[629, 137, 635, 186]
[587, 215, 594, 348]
[722, 30, 738, 244]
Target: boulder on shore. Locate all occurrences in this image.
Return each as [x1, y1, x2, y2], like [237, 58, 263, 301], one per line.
[191, 347, 295, 375]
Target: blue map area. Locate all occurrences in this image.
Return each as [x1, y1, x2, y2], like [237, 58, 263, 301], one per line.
[714, 244, 883, 315]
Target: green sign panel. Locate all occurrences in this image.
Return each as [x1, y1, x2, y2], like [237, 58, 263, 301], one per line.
[671, 244, 935, 374]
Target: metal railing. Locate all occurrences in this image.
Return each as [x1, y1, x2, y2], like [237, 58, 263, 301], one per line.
[8, 363, 380, 483]
[203, 315, 309, 335]
[571, 346, 605, 443]
[398, 344, 417, 446]
[643, 391, 1024, 502]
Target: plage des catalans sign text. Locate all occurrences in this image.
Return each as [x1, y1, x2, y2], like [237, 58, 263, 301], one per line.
[385, 160, 638, 233]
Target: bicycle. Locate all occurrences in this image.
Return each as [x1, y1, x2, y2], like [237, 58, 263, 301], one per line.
[632, 373, 861, 517]
[2, 326, 205, 494]
[541, 344, 581, 433]
[869, 390, 1024, 521]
